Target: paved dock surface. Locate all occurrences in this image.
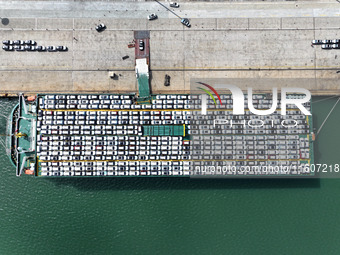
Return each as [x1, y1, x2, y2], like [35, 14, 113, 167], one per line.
[0, 1, 340, 94]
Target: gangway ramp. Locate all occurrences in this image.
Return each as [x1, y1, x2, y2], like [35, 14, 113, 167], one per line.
[136, 58, 150, 98]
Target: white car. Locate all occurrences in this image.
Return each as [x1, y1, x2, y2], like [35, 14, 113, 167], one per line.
[89, 104, 99, 109]
[148, 13, 158, 20]
[88, 95, 98, 99]
[79, 104, 88, 109]
[100, 100, 111, 104]
[170, 2, 179, 8]
[122, 100, 132, 104]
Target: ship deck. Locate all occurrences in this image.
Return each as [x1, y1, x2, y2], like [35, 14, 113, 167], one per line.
[10, 93, 315, 177]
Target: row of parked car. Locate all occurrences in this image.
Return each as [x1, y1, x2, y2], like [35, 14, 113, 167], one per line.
[3, 45, 68, 51]
[2, 40, 68, 51]
[312, 39, 340, 50]
[312, 39, 340, 44]
[320, 44, 340, 50]
[3, 40, 36, 45]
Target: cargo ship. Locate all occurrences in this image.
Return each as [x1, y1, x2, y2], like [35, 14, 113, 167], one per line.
[8, 92, 314, 177]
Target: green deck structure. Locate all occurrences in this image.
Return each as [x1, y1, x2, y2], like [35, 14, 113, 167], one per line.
[143, 125, 185, 137]
[137, 74, 150, 98]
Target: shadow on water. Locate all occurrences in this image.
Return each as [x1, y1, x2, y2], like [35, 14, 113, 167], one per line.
[148, 71, 153, 95]
[47, 177, 320, 191]
[312, 114, 323, 164]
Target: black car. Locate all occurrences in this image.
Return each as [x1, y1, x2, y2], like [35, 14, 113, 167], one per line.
[148, 13, 158, 21]
[36, 46, 46, 51]
[56, 46, 68, 51]
[47, 46, 56, 51]
[181, 18, 191, 28]
[164, 74, 170, 86]
[95, 23, 106, 32]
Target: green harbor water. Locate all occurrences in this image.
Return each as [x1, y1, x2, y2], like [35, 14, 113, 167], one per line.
[1, 97, 340, 255]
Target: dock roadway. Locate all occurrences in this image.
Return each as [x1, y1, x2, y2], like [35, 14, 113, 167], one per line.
[0, 1, 340, 95]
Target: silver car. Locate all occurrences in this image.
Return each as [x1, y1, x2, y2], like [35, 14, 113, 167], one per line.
[14, 45, 25, 51]
[2, 40, 13, 45]
[2, 45, 14, 51]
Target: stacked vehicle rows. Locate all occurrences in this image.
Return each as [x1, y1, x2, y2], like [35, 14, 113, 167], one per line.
[37, 109, 191, 132]
[191, 135, 309, 160]
[190, 110, 310, 135]
[312, 39, 340, 50]
[40, 160, 191, 177]
[2, 40, 67, 52]
[36, 94, 313, 177]
[37, 94, 192, 176]
[39, 94, 191, 110]
[37, 134, 190, 162]
[189, 94, 312, 176]
[185, 94, 310, 109]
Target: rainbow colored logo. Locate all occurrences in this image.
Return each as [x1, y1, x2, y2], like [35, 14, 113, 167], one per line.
[196, 82, 223, 106]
